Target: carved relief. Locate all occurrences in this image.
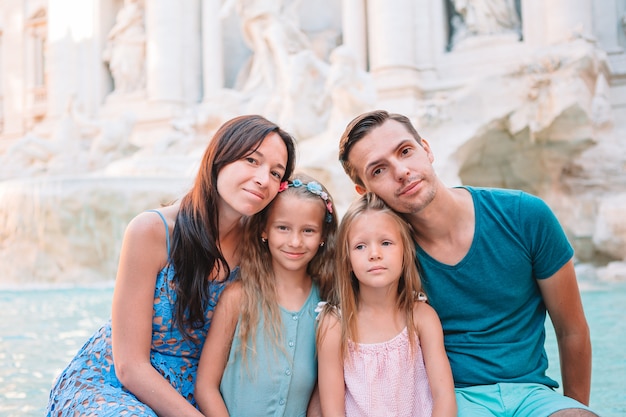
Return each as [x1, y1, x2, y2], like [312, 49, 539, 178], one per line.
[447, 0, 522, 50]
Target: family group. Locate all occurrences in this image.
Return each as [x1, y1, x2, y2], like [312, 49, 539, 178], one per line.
[46, 111, 597, 417]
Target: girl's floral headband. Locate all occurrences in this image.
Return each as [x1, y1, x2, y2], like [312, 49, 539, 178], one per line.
[279, 179, 333, 223]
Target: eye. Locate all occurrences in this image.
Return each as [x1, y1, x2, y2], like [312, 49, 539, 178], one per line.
[400, 146, 413, 156]
[245, 157, 258, 165]
[371, 167, 384, 177]
[354, 243, 365, 250]
[271, 170, 283, 180]
[381, 240, 393, 247]
[277, 225, 288, 231]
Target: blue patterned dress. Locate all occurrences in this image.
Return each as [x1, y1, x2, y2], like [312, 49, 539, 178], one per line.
[46, 211, 235, 416]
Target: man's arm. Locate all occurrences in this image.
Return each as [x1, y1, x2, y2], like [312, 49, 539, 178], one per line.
[537, 258, 592, 405]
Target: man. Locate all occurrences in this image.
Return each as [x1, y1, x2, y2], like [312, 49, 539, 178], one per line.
[338, 110, 597, 416]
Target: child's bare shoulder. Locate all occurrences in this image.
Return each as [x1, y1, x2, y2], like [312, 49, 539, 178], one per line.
[412, 296, 440, 323]
[219, 280, 244, 307]
[318, 303, 341, 329]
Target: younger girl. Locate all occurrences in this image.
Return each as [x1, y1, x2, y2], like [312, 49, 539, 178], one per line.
[195, 173, 338, 416]
[317, 193, 457, 417]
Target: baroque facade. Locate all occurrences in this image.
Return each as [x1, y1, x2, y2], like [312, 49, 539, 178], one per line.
[1, 0, 625, 283]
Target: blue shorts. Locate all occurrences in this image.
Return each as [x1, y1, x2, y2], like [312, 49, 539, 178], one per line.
[456, 383, 594, 417]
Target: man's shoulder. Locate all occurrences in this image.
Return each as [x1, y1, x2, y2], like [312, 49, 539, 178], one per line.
[461, 185, 525, 198]
[461, 186, 544, 207]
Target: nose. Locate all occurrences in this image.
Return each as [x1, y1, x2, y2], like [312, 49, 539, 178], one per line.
[255, 168, 270, 187]
[392, 160, 410, 182]
[368, 246, 382, 261]
[289, 232, 302, 247]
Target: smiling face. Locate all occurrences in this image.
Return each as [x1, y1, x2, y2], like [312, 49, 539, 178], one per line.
[261, 193, 326, 277]
[216, 132, 288, 218]
[347, 210, 404, 292]
[347, 119, 438, 215]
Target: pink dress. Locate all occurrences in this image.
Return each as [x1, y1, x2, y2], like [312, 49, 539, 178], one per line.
[344, 327, 433, 417]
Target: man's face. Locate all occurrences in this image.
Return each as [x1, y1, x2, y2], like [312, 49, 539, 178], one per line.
[347, 119, 437, 215]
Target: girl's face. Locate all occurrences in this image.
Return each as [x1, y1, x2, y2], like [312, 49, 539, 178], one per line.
[262, 193, 325, 277]
[217, 132, 288, 218]
[347, 211, 404, 291]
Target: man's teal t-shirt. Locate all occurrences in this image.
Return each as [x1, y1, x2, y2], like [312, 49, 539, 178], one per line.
[417, 187, 574, 388]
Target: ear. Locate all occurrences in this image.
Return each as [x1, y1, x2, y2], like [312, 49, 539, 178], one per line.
[355, 184, 367, 195]
[421, 138, 435, 164]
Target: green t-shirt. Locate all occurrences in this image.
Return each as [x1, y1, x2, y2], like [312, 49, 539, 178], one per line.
[418, 187, 574, 388]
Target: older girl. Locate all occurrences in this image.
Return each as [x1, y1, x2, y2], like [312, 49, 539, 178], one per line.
[195, 173, 338, 416]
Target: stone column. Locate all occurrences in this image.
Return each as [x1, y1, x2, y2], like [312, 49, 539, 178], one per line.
[47, 0, 78, 119]
[366, 0, 419, 113]
[1, 1, 26, 137]
[201, 0, 224, 99]
[145, 0, 201, 104]
[181, 0, 202, 104]
[341, 0, 367, 70]
[520, 0, 546, 47]
[367, 0, 417, 75]
[413, 0, 439, 81]
[593, 0, 623, 54]
[522, 0, 588, 45]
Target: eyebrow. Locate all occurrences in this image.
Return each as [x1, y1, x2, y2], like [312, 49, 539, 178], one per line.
[363, 139, 414, 174]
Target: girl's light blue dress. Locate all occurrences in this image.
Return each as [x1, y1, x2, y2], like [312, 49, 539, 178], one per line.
[219, 285, 320, 417]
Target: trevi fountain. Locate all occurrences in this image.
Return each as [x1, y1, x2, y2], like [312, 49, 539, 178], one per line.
[0, 0, 625, 415]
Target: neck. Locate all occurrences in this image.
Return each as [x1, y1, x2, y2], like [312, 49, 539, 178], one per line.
[218, 216, 244, 268]
[358, 284, 398, 311]
[407, 186, 475, 265]
[275, 270, 312, 311]
[408, 186, 473, 245]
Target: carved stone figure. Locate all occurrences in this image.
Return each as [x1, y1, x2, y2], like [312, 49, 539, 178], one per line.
[323, 45, 377, 130]
[220, 0, 310, 95]
[103, 0, 146, 94]
[0, 97, 87, 177]
[450, 0, 521, 49]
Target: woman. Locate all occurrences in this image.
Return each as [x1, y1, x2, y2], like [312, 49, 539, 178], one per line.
[46, 115, 297, 416]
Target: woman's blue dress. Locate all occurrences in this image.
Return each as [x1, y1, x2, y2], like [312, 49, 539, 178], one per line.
[46, 211, 234, 416]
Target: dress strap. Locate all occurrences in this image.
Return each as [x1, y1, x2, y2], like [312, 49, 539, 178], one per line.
[146, 209, 170, 258]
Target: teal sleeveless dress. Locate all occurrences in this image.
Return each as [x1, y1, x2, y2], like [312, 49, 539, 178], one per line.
[46, 210, 235, 416]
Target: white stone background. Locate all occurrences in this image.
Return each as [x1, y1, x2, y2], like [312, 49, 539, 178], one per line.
[0, 0, 625, 285]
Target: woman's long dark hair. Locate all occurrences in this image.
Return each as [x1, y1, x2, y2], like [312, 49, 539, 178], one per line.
[170, 115, 296, 340]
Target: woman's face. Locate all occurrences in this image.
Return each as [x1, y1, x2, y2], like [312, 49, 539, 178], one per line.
[217, 132, 289, 219]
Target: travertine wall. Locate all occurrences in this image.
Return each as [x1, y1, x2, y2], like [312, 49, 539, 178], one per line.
[0, 0, 625, 284]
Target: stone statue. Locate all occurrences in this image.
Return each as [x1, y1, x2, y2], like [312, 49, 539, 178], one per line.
[322, 45, 377, 130]
[220, 0, 310, 96]
[103, 0, 146, 95]
[450, 0, 521, 49]
[277, 49, 329, 140]
[88, 112, 138, 170]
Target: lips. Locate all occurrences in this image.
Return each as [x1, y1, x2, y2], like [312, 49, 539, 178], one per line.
[245, 188, 265, 200]
[397, 179, 421, 197]
[368, 266, 386, 272]
[283, 251, 306, 259]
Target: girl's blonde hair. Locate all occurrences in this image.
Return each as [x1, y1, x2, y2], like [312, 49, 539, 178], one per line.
[237, 173, 338, 364]
[320, 193, 423, 358]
